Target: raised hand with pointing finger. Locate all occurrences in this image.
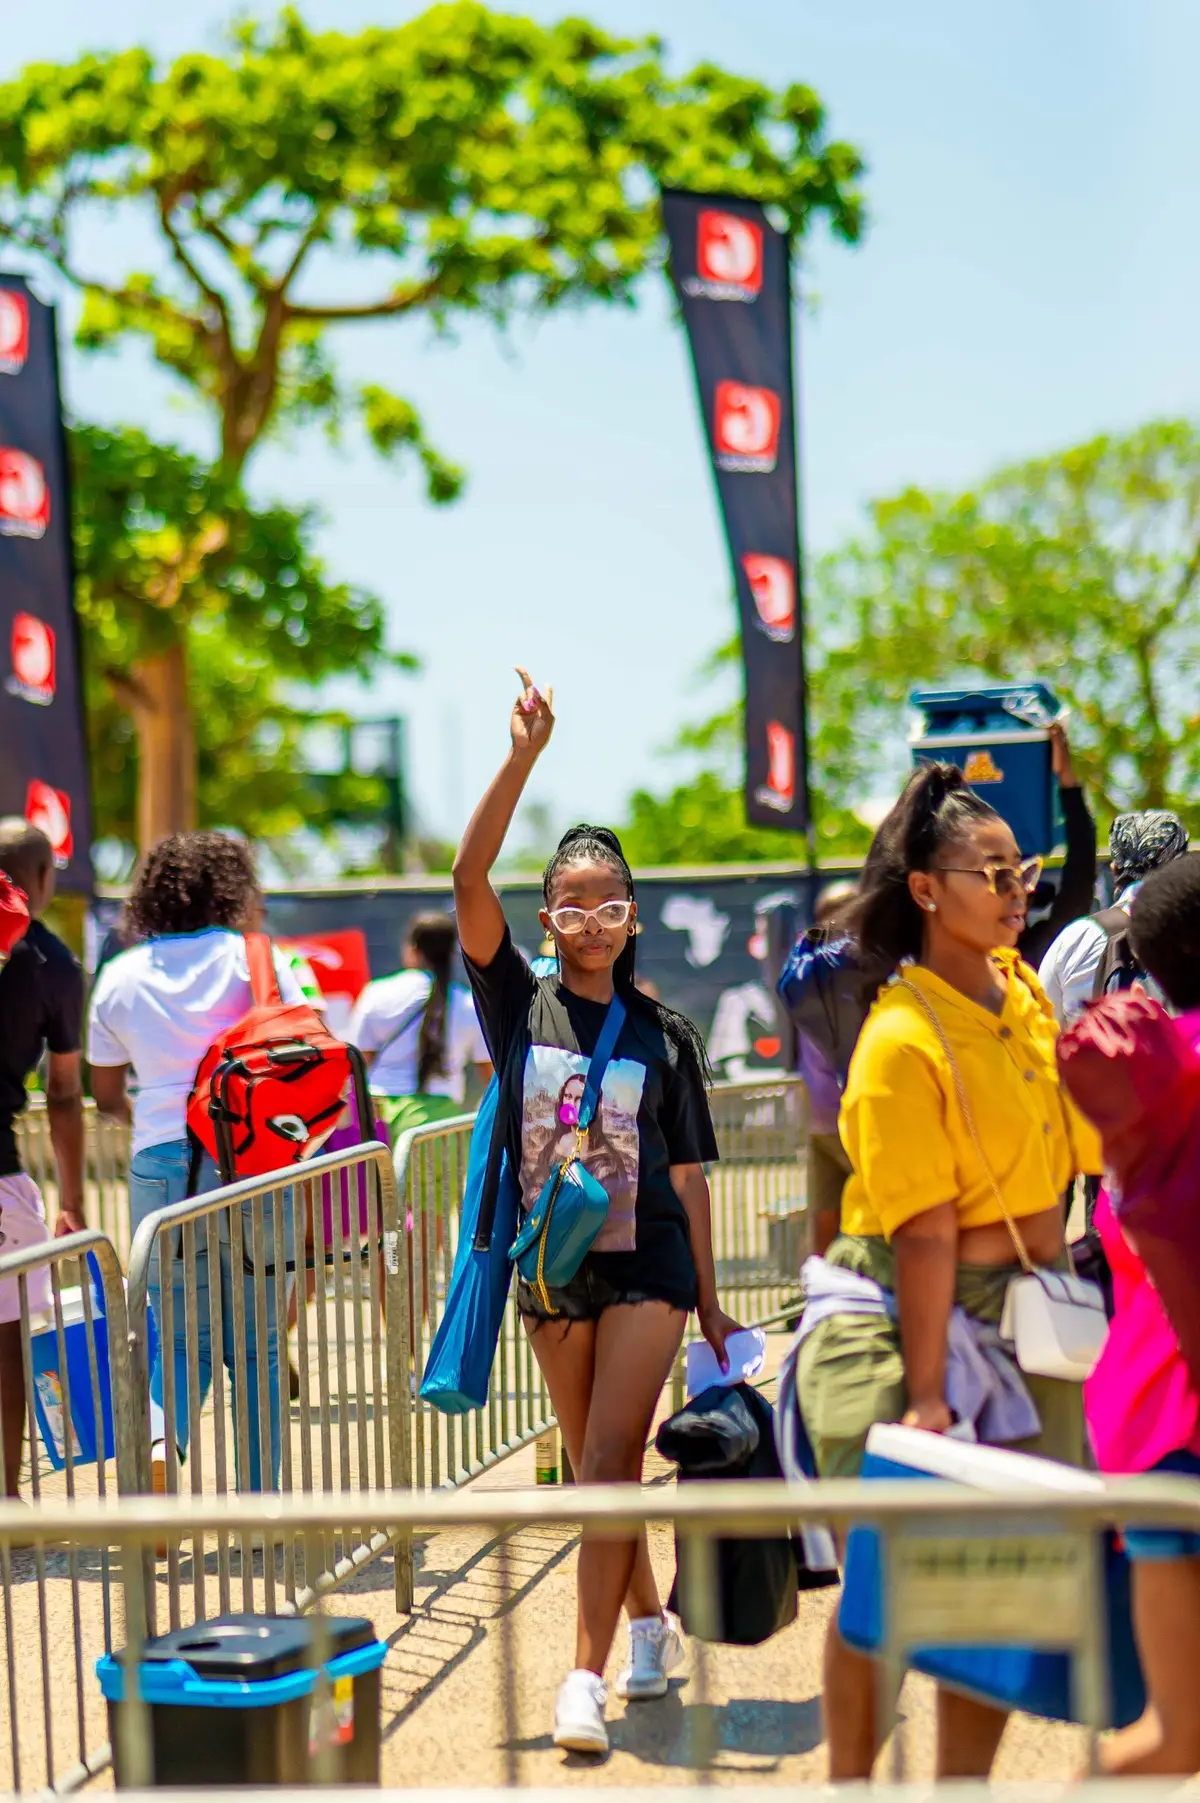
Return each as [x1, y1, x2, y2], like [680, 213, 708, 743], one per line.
[511, 667, 555, 759]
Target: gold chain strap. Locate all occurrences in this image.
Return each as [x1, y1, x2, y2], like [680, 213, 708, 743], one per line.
[897, 977, 1035, 1276]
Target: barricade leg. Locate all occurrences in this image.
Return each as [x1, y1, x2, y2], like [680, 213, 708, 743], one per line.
[385, 1156, 412, 1612]
[0, 1231, 133, 1789]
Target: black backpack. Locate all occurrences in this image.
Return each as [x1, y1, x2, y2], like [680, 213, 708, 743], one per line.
[1091, 906, 1144, 1001]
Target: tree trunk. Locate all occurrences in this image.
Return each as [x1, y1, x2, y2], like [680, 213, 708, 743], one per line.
[131, 642, 197, 849]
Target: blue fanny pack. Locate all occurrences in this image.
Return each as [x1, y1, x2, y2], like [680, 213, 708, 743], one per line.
[508, 995, 626, 1313]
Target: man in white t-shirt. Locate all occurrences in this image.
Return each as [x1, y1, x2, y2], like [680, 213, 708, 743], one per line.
[87, 833, 305, 1494]
[1039, 810, 1189, 1026]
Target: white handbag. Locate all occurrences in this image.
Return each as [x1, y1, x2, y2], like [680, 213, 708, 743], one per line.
[898, 979, 1108, 1383]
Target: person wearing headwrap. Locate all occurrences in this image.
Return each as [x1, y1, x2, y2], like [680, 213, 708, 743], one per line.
[1109, 810, 1191, 891]
[1039, 808, 1190, 1026]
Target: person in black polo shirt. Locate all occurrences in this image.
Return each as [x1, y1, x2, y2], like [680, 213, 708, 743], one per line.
[0, 820, 85, 1495]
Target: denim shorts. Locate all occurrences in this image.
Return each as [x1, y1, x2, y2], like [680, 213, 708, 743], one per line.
[516, 1259, 689, 1325]
[1123, 1448, 1200, 1562]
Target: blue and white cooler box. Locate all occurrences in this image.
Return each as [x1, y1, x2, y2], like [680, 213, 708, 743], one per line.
[839, 1424, 1144, 1728]
[910, 684, 1062, 860]
[29, 1258, 160, 1471]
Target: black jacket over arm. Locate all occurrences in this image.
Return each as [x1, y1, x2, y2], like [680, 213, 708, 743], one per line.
[1018, 786, 1098, 971]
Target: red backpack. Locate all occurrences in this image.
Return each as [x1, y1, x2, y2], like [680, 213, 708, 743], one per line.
[186, 934, 372, 1185]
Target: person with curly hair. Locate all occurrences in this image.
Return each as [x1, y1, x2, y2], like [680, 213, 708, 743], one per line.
[87, 832, 306, 1495]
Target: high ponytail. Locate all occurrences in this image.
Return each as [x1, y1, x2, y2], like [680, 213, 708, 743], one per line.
[543, 824, 715, 1085]
[408, 912, 458, 1090]
[850, 763, 1000, 973]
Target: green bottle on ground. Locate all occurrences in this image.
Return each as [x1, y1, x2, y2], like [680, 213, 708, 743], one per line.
[535, 1429, 558, 1485]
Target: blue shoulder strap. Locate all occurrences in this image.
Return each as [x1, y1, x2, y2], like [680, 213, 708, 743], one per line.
[577, 995, 627, 1133]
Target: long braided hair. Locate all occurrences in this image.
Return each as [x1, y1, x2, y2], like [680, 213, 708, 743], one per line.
[407, 912, 457, 1090]
[542, 825, 714, 1085]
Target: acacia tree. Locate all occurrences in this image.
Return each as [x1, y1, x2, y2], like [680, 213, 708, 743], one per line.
[0, 4, 862, 840]
[72, 422, 406, 853]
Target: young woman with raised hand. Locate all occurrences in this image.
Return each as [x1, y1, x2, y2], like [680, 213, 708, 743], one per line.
[797, 763, 1101, 1780]
[453, 670, 739, 1757]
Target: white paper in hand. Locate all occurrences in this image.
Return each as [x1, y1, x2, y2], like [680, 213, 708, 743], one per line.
[685, 1328, 768, 1398]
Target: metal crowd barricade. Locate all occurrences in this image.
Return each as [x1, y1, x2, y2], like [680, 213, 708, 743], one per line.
[395, 1113, 555, 1490]
[15, 1100, 132, 1263]
[3, 1475, 1200, 1791]
[395, 1079, 806, 1485]
[0, 1229, 137, 1795]
[705, 1075, 808, 1331]
[124, 1142, 409, 1633]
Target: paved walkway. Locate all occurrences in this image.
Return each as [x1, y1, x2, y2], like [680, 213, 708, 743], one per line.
[338, 1346, 1087, 1788]
[0, 1329, 1090, 1791]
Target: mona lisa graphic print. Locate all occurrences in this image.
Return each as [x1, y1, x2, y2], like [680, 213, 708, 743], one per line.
[520, 1046, 646, 1253]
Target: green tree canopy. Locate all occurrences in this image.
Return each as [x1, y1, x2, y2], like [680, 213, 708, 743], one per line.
[0, 5, 863, 478]
[626, 418, 1200, 859]
[72, 421, 408, 851]
[0, 5, 863, 846]
[812, 418, 1200, 829]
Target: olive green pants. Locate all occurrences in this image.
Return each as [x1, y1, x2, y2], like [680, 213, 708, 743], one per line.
[798, 1234, 1086, 1477]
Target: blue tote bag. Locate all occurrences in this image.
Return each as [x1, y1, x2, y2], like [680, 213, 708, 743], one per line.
[420, 1074, 521, 1415]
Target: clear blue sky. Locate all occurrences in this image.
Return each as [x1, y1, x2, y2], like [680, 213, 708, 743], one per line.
[6, 1, 1200, 851]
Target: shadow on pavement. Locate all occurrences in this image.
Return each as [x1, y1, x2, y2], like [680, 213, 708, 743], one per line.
[379, 1523, 580, 1739]
[505, 1688, 824, 1774]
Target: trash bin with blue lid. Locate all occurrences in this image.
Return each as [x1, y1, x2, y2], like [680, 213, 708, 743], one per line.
[97, 1612, 385, 1786]
[910, 683, 1063, 857]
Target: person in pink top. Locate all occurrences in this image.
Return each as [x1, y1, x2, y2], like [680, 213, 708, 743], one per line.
[1082, 853, 1200, 1776]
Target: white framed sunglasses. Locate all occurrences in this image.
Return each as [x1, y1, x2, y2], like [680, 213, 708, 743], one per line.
[546, 900, 634, 935]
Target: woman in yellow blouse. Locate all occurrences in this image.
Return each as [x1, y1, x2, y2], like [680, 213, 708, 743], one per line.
[798, 762, 1101, 1781]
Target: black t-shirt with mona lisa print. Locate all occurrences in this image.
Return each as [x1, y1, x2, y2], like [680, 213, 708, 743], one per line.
[465, 929, 718, 1310]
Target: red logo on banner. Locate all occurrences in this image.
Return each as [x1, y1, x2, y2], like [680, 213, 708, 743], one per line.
[25, 781, 73, 865]
[756, 721, 796, 814]
[742, 555, 796, 642]
[0, 292, 29, 377]
[690, 211, 764, 301]
[9, 613, 56, 705]
[0, 450, 49, 539]
[713, 382, 781, 473]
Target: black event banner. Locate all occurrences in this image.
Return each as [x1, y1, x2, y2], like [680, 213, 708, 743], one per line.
[0, 276, 92, 890]
[661, 189, 808, 833]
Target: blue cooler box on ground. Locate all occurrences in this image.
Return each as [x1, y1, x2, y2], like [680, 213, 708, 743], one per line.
[839, 1424, 1144, 1727]
[911, 683, 1062, 859]
[29, 1260, 159, 1471]
[98, 1612, 386, 1786]
[29, 1284, 113, 1469]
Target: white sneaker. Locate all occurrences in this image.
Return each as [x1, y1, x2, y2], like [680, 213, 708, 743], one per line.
[615, 1610, 685, 1700]
[553, 1668, 609, 1754]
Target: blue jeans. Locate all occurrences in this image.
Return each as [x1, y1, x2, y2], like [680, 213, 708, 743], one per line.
[130, 1140, 295, 1492]
[1123, 1447, 1200, 1562]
